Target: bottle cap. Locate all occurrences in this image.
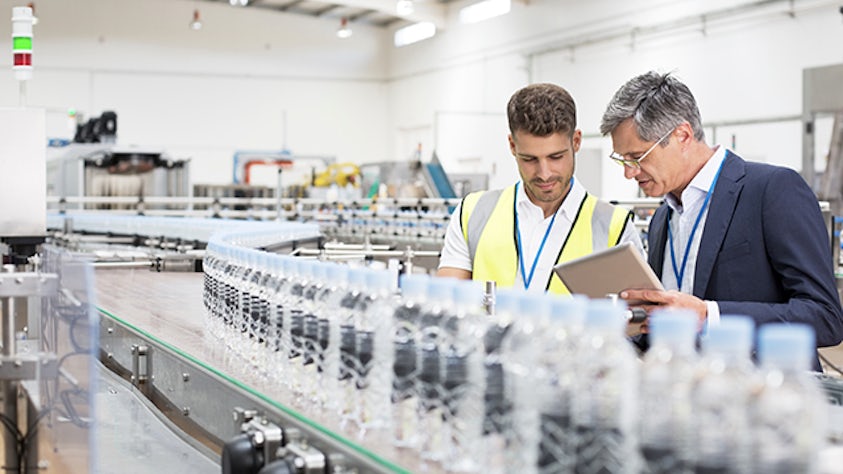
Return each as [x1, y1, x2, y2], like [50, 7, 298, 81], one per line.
[453, 280, 484, 308]
[427, 277, 453, 302]
[517, 293, 552, 322]
[399, 273, 429, 301]
[649, 308, 698, 353]
[494, 289, 518, 317]
[758, 323, 815, 371]
[550, 295, 587, 328]
[702, 315, 755, 356]
[585, 298, 626, 330]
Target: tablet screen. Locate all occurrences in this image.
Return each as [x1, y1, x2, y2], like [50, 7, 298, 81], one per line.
[553, 242, 664, 298]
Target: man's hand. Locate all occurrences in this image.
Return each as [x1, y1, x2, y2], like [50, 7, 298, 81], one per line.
[620, 289, 707, 333]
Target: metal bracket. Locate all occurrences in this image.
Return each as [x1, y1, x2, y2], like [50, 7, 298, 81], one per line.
[0, 273, 58, 298]
[131, 344, 151, 387]
[274, 428, 326, 474]
[237, 411, 283, 468]
[0, 354, 58, 380]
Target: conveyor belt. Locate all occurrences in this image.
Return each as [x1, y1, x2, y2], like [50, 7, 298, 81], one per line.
[94, 268, 417, 473]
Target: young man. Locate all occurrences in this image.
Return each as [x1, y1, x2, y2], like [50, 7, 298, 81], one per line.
[437, 83, 642, 294]
[600, 71, 843, 361]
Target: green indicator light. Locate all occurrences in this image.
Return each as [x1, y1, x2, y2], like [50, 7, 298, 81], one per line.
[13, 37, 32, 50]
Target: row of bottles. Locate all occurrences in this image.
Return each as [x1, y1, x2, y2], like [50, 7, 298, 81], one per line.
[203, 243, 830, 473]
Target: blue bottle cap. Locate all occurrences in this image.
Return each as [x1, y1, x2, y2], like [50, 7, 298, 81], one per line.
[649, 308, 698, 352]
[702, 315, 755, 356]
[757, 323, 815, 371]
[585, 299, 626, 330]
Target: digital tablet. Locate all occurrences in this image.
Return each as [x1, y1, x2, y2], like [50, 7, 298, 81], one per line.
[553, 242, 664, 299]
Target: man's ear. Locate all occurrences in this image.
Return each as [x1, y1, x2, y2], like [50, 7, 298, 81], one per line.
[572, 129, 582, 153]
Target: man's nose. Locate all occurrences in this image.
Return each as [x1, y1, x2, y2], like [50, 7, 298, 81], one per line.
[624, 165, 640, 180]
[538, 158, 553, 178]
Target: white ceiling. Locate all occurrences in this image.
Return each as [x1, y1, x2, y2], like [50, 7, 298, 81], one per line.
[196, 0, 459, 29]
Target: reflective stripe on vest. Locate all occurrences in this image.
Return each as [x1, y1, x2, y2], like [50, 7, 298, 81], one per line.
[460, 183, 632, 294]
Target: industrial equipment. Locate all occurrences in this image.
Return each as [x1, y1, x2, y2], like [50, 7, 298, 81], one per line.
[46, 143, 190, 211]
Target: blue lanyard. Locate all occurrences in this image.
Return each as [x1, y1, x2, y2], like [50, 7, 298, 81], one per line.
[514, 180, 565, 290]
[668, 158, 726, 291]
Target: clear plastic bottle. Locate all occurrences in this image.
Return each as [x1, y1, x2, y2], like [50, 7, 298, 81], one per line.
[536, 295, 586, 473]
[243, 250, 267, 367]
[481, 288, 516, 474]
[355, 269, 398, 439]
[225, 248, 248, 348]
[502, 292, 551, 474]
[442, 280, 488, 473]
[337, 267, 367, 427]
[315, 263, 349, 412]
[752, 323, 827, 474]
[202, 242, 223, 339]
[299, 260, 324, 405]
[693, 315, 756, 474]
[572, 298, 639, 474]
[274, 257, 303, 396]
[416, 277, 452, 465]
[638, 309, 698, 474]
[267, 256, 294, 389]
[392, 273, 428, 448]
[235, 249, 256, 357]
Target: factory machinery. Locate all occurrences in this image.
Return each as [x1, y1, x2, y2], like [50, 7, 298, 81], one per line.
[28, 212, 843, 474]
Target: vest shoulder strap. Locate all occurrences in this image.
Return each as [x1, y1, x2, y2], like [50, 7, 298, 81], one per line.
[462, 187, 507, 263]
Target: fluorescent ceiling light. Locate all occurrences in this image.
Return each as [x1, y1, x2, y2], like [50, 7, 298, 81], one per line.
[459, 0, 511, 24]
[396, 0, 414, 16]
[394, 21, 436, 47]
[336, 18, 352, 39]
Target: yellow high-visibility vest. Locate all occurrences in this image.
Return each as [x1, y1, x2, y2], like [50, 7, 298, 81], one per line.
[459, 183, 632, 294]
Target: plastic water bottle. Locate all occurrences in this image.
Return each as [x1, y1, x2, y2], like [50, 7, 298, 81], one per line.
[356, 269, 398, 438]
[337, 267, 367, 427]
[392, 273, 428, 448]
[502, 293, 551, 474]
[441, 280, 488, 473]
[572, 299, 639, 474]
[235, 249, 256, 356]
[315, 263, 349, 412]
[283, 259, 310, 400]
[752, 324, 827, 474]
[202, 243, 224, 338]
[243, 251, 268, 368]
[481, 289, 516, 474]
[299, 261, 325, 405]
[693, 315, 756, 474]
[416, 277, 453, 464]
[638, 309, 698, 474]
[536, 295, 586, 473]
[267, 256, 294, 389]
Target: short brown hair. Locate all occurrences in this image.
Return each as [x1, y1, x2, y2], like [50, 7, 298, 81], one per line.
[507, 83, 577, 137]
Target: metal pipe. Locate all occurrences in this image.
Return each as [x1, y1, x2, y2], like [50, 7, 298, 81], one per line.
[91, 261, 153, 269]
[1, 292, 18, 472]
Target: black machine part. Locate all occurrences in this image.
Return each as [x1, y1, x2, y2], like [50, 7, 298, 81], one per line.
[222, 412, 326, 474]
[221, 432, 265, 474]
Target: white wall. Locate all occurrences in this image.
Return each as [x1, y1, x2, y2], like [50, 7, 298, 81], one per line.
[0, 0, 841, 196]
[387, 0, 843, 200]
[0, 0, 391, 186]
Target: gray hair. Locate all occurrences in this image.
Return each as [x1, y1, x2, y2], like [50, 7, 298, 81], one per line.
[600, 71, 704, 143]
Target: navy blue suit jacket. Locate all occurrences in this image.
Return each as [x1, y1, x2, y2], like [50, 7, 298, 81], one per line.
[646, 151, 843, 360]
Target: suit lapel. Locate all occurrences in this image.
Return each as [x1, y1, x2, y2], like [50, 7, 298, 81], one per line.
[648, 206, 668, 279]
[693, 152, 745, 297]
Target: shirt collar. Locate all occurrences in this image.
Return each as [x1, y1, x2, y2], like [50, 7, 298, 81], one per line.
[665, 145, 728, 213]
[516, 177, 584, 220]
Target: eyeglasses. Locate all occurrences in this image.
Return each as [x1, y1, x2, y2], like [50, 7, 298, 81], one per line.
[609, 127, 674, 169]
